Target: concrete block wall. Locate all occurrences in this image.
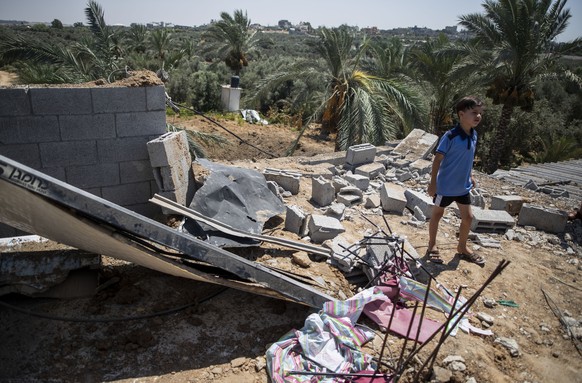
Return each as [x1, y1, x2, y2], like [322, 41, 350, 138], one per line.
[0, 85, 167, 237]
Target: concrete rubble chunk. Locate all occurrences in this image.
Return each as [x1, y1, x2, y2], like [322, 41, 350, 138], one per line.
[337, 186, 363, 206]
[311, 176, 335, 207]
[517, 203, 568, 233]
[409, 158, 432, 175]
[344, 172, 370, 191]
[494, 337, 520, 357]
[345, 143, 376, 166]
[380, 183, 407, 215]
[308, 214, 345, 244]
[263, 168, 301, 195]
[284, 205, 308, 236]
[364, 194, 381, 209]
[332, 175, 351, 193]
[354, 162, 386, 179]
[391, 128, 438, 160]
[323, 236, 358, 272]
[324, 202, 346, 220]
[490, 195, 524, 215]
[404, 189, 434, 219]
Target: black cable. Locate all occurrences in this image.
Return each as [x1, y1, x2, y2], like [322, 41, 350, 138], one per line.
[168, 99, 277, 158]
[0, 287, 228, 323]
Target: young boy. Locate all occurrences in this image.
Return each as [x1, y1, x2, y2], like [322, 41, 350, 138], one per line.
[426, 96, 485, 265]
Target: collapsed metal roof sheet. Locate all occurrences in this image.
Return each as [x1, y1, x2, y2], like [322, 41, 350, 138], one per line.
[491, 159, 582, 200]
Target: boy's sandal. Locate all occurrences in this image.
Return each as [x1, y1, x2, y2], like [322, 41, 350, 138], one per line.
[458, 252, 485, 266]
[425, 249, 443, 264]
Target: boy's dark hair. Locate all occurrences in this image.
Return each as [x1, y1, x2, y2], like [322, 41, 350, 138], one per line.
[455, 96, 483, 115]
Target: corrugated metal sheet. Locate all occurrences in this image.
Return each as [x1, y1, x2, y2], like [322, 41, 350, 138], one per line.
[491, 159, 582, 200]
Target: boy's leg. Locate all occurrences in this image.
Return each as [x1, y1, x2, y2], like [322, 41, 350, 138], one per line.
[456, 202, 473, 254]
[428, 205, 445, 252]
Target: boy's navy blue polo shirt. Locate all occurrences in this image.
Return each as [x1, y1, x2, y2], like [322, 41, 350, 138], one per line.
[435, 124, 477, 197]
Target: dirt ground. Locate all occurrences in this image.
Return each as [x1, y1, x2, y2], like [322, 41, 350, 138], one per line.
[1, 95, 582, 383]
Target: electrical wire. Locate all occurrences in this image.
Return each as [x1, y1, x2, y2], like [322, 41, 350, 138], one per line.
[166, 98, 277, 159]
[0, 287, 228, 323]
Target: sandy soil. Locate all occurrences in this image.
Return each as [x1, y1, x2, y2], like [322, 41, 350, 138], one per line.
[1, 98, 581, 383]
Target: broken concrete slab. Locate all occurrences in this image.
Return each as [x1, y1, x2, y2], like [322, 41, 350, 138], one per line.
[0, 239, 101, 297]
[409, 158, 432, 175]
[404, 189, 434, 219]
[517, 204, 568, 233]
[391, 128, 438, 160]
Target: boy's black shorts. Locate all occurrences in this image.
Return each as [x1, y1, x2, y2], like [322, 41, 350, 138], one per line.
[433, 193, 471, 208]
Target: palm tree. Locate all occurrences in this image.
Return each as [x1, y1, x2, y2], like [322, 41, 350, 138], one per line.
[0, 0, 121, 82]
[252, 27, 424, 152]
[203, 9, 258, 76]
[459, 0, 581, 173]
[409, 35, 479, 136]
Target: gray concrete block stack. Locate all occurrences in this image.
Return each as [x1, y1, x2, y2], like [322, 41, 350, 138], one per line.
[0, 83, 167, 237]
[147, 131, 195, 213]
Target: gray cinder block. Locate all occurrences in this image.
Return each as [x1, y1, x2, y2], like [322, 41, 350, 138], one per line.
[345, 143, 376, 166]
[92, 87, 147, 113]
[147, 131, 191, 167]
[490, 195, 524, 215]
[263, 168, 301, 195]
[311, 176, 335, 207]
[380, 183, 407, 215]
[116, 111, 166, 137]
[308, 214, 345, 243]
[404, 189, 434, 219]
[146, 86, 167, 111]
[355, 162, 385, 178]
[471, 208, 515, 234]
[284, 205, 308, 236]
[517, 203, 567, 233]
[344, 173, 370, 191]
[0, 88, 31, 116]
[30, 88, 92, 115]
[1, 116, 60, 144]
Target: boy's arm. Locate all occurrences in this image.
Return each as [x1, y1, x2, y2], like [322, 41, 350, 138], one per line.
[427, 153, 444, 197]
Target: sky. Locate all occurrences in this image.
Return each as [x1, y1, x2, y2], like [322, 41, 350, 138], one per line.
[1, 0, 581, 42]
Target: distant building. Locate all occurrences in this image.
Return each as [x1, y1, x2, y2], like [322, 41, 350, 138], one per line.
[278, 19, 292, 30]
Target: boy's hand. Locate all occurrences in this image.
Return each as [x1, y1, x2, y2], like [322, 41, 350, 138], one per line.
[427, 184, 436, 197]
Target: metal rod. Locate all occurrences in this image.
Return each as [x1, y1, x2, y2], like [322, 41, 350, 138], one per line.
[396, 301, 419, 373]
[382, 215, 393, 235]
[287, 370, 392, 379]
[411, 278, 432, 353]
[375, 286, 400, 374]
[425, 286, 463, 375]
[398, 260, 510, 375]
